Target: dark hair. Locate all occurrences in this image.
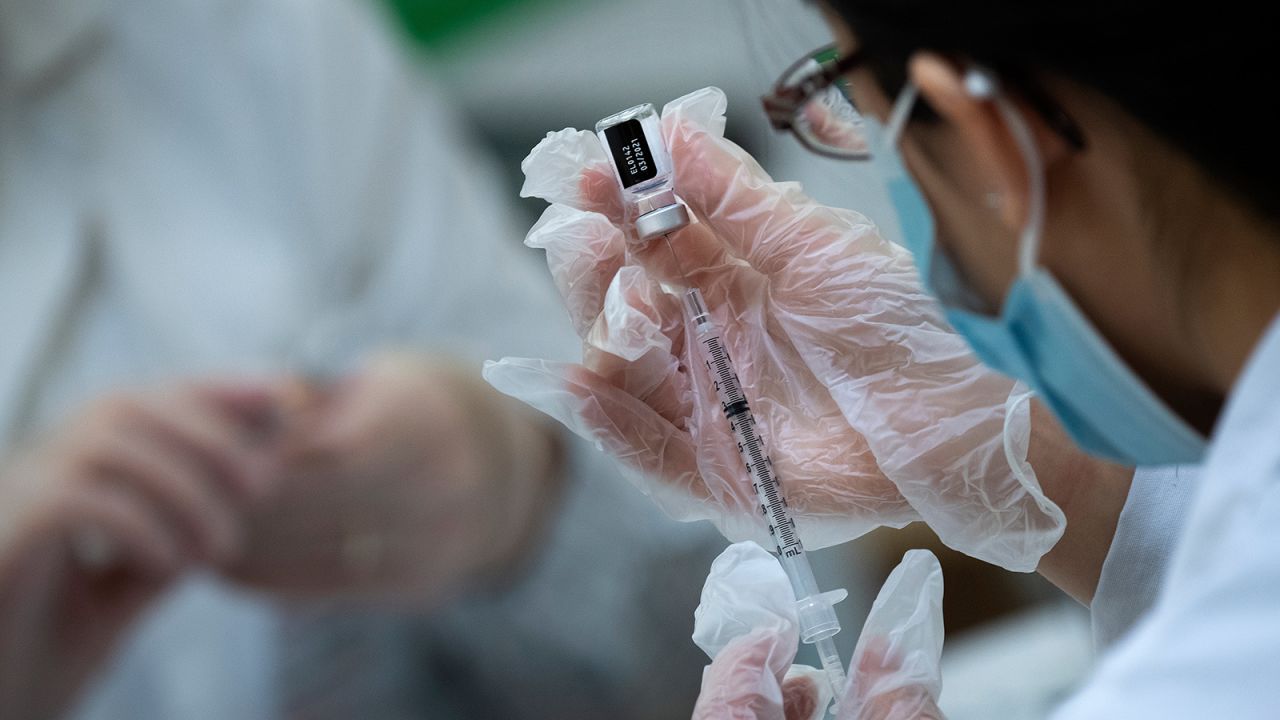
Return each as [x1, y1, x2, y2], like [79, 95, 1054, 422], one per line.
[824, 1, 1274, 223]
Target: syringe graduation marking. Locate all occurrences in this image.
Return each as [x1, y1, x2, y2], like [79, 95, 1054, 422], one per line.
[667, 241, 807, 560]
[637, 159, 845, 706]
[699, 332, 803, 558]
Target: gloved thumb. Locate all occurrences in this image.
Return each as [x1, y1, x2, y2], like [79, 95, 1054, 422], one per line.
[692, 632, 833, 720]
[839, 549, 946, 720]
[692, 541, 831, 719]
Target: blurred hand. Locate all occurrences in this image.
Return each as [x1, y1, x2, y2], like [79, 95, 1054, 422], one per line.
[227, 352, 561, 606]
[0, 382, 278, 720]
[485, 87, 1062, 569]
[691, 543, 945, 720]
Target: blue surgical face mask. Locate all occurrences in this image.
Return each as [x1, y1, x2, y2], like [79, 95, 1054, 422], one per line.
[871, 74, 1208, 466]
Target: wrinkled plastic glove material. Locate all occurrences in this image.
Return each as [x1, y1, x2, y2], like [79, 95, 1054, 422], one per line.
[691, 542, 945, 720]
[484, 87, 1064, 570]
[690, 542, 831, 720]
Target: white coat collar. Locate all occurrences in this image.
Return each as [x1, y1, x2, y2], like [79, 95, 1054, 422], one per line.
[1218, 311, 1280, 432]
[1200, 310, 1280, 496]
[0, 0, 108, 90]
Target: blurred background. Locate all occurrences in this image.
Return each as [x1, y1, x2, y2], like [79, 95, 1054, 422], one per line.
[0, 0, 1092, 718]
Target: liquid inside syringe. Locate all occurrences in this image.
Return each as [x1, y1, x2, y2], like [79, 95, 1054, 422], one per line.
[682, 285, 801, 553]
[668, 236, 848, 703]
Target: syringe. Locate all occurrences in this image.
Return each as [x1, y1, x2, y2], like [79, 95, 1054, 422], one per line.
[593, 103, 848, 703]
[671, 238, 848, 702]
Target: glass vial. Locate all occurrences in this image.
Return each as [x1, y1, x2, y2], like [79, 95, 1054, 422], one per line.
[596, 103, 690, 240]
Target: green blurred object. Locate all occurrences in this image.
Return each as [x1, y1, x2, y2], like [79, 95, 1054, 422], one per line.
[383, 0, 570, 46]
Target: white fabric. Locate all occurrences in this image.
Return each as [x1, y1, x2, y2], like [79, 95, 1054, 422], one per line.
[1, 0, 721, 718]
[1054, 312, 1280, 717]
[1090, 465, 1197, 649]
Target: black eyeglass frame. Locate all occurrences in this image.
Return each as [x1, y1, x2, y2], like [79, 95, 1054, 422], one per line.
[761, 44, 1088, 160]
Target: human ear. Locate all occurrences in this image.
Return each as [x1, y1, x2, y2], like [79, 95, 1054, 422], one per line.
[908, 52, 1071, 231]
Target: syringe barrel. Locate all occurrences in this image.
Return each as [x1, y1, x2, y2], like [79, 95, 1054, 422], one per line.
[685, 287, 802, 557]
[685, 287, 843, 646]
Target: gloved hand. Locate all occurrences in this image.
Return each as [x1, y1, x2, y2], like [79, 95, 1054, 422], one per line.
[690, 542, 944, 720]
[484, 87, 1063, 569]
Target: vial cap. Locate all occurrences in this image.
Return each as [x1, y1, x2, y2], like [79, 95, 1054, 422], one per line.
[635, 203, 691, 240]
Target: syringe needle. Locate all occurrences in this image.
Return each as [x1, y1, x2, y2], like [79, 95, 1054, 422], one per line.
[662, 233, 692, 286]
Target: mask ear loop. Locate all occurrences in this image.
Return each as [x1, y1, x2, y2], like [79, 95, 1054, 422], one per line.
[967, 69, 1063, 528]
[883, 83, 920, 147]
[964, 67, 1047, 278]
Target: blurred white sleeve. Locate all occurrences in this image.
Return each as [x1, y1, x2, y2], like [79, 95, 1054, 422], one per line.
[1090, 465, 1197, 649]
[289, 0, 577, 369]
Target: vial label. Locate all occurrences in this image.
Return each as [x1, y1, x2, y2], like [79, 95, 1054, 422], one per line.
[603, 118, 658, 189]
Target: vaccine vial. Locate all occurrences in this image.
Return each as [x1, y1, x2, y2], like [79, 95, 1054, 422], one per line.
[596, 103, 691, 241]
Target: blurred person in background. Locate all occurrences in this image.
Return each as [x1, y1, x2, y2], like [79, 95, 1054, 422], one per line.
[0, 0, 720, 718]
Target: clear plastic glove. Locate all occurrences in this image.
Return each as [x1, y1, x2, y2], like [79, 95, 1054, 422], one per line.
[484, 87, 1063, 569]
[691, 542, 944, 720]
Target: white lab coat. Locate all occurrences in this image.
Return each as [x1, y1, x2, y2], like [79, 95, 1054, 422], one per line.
[1058, 313, 1280, 717]
[0, 0, 721, 717]
[1089, 464, 1197, 650]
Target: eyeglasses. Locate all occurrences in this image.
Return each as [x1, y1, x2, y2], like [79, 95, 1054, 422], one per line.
[761, 44, 1087, 160]
[761, 45, 872, 160]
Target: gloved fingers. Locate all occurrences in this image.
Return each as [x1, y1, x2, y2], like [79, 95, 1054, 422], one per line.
[526, 204, 627, 339]
[783, 665, 834, 720]
[843, 645, 946, 720]
[521, 88, 823, 318]
[521, 88, 893, 302]
[660, 87, 730, 144]
[582, 345, 690, 431]
[627, 219, 756, 311]
[841, 550, 945, 720]
[693, 661, 834, 720]
[585, 265, 684, 362]
[853, 369, 1066, 572]
[520, 128, 622, 220]
[518, 94, 706, 227]
[524, 167, 730, 346]
[560, 144, 751, 317]
[693, 542, 839, 719]
[525, 200, 732, 355]
[559, 361, 707, 508]
[576, 163, 628, 227]
[581, 267, 692, 424]
[692, 629, 795, 720]
[519, 88, 723, 224]
[661, 89, 890, 280]
[482, 358, 710, 509]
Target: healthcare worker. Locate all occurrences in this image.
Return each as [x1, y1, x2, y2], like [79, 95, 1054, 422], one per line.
[490, 0, 1279, 717]
[0, 0, 721, 718]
